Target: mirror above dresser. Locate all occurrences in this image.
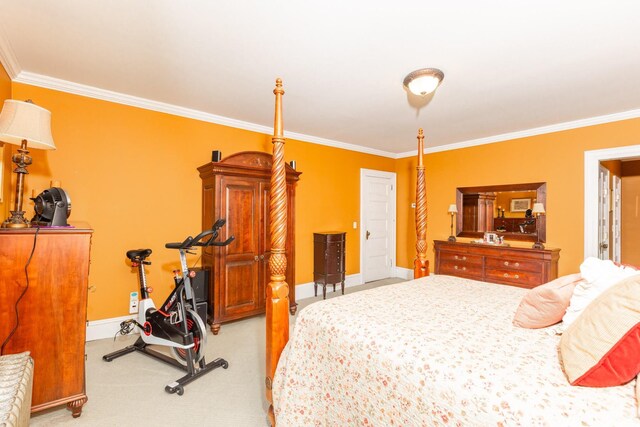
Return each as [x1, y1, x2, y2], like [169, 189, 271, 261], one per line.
[455, 182, 546, 243]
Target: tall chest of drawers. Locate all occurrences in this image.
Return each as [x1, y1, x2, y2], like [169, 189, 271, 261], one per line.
[434, 240, 560, 289]
[313, 232, 346, 299]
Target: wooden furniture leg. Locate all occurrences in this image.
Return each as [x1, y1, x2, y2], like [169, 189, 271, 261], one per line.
[67, 396, 88, 418]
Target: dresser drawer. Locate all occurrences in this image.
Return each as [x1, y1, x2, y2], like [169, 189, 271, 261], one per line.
[439, 252, 483, 266]
[485, 257, 542, 273]
[439, 263, 484, 280]
[485, 269, 541, 288]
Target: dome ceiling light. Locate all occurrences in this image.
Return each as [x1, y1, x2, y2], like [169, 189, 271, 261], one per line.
[403, 68, 445, 96]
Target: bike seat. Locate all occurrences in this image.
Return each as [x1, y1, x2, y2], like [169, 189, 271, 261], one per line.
[126, 248, 152, 261]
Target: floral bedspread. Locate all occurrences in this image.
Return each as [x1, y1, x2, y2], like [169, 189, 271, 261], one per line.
[273, 275, 639, 426]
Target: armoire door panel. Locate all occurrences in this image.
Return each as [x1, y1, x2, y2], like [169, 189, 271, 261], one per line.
[222, 179, 260, 257]
[223, 260, 260, 315]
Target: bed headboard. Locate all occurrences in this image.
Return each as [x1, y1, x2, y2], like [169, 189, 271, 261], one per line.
[414, 128, 429, 278]
[265, 78, 289, 426]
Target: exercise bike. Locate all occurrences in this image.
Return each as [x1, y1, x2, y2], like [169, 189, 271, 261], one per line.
[103, 219, 234, 395]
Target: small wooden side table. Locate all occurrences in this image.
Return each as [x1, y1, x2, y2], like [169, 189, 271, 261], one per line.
[313, 232, 346, 299]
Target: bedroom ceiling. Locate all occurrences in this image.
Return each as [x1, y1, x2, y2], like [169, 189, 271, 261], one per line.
[1, 1, 639, 157]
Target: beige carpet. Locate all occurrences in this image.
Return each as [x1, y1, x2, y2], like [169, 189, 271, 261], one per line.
[30, 278, 404, 427]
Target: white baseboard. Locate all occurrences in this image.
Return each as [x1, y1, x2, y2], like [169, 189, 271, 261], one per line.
[394, 266, 414, 280]
[86, 314, 136, 342]
[86, 270, 413, 342]
[294, 273, 363, 300]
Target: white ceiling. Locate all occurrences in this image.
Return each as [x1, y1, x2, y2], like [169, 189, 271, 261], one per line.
[1, 1, 640, 157]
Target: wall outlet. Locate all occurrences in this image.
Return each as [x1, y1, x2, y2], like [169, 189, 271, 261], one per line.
[129, 291, 139, 314]
[352, 221, 357, 229]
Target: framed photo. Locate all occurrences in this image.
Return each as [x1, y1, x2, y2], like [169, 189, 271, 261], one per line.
[510, 198, 531, 212]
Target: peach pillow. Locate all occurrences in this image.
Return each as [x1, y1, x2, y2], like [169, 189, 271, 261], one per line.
[560, 274, 640, 387]
[513, 273, 583, 329]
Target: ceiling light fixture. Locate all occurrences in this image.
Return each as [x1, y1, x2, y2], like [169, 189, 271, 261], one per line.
[403, 68, 444, 96]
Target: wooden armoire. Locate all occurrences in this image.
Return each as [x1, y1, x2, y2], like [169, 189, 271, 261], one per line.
[198, 151, 300, 334]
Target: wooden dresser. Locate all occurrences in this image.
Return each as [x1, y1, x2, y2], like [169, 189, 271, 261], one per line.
[434, 240, 559, 288]
[0, 225, 92, 417]
[313, 232, 346, 299]
[198, 151, 300, 334]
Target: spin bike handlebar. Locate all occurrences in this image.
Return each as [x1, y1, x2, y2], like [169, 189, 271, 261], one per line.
[165, 219, 235, 250]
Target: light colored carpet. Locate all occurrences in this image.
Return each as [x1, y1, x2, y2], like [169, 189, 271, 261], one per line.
[30, 277, 404, 426]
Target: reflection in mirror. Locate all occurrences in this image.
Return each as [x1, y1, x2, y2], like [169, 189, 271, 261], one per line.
[456, 183, 546, 242]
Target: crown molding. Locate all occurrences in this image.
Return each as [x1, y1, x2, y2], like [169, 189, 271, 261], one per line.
[0, 24, 21, 79]
[12, 71, 640, 160]
[396, 109, 640, 159]
[13, 71, 397, 158]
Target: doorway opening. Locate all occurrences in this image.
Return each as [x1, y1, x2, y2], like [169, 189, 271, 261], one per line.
[584, 145, 640, 263]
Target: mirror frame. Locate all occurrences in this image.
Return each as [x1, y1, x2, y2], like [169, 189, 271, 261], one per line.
[455, 182, 546, 242]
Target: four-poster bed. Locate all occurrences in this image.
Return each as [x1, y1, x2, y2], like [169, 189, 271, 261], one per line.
[264, 81, 639, 426]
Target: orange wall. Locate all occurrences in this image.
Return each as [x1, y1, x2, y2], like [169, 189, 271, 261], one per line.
[621, 163, 640, 266]
[10, 83, 394, 321]
[397, 118, 640, 277]
[0, 62, 11, 215]
[8, 79, 640, 320]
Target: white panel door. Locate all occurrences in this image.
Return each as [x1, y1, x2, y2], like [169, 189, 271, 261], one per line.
[613, 175, 622, 263]
[361, 169, 396, 283]
[598, 165, 610, 260]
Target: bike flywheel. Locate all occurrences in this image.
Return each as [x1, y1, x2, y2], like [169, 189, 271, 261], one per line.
[170, 309, 208, 366]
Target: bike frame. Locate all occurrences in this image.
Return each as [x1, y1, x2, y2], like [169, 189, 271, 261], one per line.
[135, 247, 197, 350]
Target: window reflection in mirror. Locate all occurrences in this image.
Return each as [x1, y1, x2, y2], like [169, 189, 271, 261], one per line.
[456, 183, 546, 243]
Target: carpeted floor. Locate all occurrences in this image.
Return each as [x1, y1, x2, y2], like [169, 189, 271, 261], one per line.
[30, 277, 404, 426]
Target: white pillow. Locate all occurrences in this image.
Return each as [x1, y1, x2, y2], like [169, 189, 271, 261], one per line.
[560, 257, 640, 330]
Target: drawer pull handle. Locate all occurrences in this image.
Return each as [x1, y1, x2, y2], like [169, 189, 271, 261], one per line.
[454, 255, 467, 261]
[515, 262, 520, 267]
[454, 265, 458, 269]
[503, 273, 508, 277]
[462, 267, 466, 271]
[503, 273, 521, 279]
[504, 261, 509, 266]
[515, 274, 520, 279]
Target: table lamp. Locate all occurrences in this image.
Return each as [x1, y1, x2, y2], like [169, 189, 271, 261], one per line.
[447, 204, 458, 242]
[0, 99, 56, 228]
[531, 202, 545, 249]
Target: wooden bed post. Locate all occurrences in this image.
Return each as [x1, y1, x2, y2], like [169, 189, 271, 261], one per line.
[266, 78, 289, 426]
[414, 128, 429, 278]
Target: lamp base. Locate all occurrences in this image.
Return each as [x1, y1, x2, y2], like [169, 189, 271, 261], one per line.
[532, 242, 545, 250]
[2, 211, 30, 228]
[448, 235, 456, 242]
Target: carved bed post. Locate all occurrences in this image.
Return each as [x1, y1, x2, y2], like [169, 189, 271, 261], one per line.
[414, 128, 429, 278]
[266, 78, 289, 426]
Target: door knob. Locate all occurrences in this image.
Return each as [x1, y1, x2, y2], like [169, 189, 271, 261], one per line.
[366, 230, 371, 240]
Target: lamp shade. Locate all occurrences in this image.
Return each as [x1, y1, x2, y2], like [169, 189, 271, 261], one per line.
[403, 68, 444, 96]
[0, 100, 56, 150]
[532, 202, 545, 214]
[448, 204, 458, 214]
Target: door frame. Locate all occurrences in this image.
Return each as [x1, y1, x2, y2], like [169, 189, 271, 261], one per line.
[584, 144, 640, 258]
[597, 165, 610, 260]
[360, 168, 397, 282]
[612, 175, 622, 262]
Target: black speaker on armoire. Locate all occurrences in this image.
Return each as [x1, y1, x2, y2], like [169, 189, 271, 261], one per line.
[190, 267, 210, 324]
